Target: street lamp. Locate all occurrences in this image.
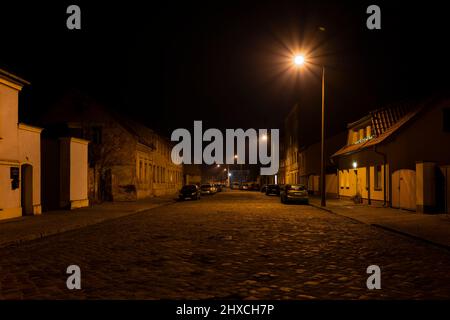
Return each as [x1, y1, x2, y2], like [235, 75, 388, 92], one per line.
[294, 55, 305, 66]
[294, 53, 326, 207]
[234, 154, 243, 185]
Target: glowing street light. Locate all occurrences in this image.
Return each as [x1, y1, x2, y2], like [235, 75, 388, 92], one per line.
[293, 55, 305, 66]
[292, 52, 326, 207]
[261, 134, 268, 141]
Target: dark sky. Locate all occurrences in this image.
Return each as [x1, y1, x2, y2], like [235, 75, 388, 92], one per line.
[2, 0, 450, 145]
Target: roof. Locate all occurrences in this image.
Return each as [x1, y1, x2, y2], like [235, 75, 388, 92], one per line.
[0, 68, 30, 90]
[114, 116, 157, 150]
[38, 89, 168, 150]
[332, 100, 428, 158]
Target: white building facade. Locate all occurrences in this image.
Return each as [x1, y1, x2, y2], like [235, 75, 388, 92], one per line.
[0, 69, 42, 220]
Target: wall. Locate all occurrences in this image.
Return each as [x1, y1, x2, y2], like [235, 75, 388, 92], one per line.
[18, 124, 42, 214]
[69, 138, 89, 208]
[338, 164, 389, 202]
[59, 137, 89, 209]
[151, 137, 183, 196]
[0, 83, 21, 219]
[307, 174, 338, 197]
[380, 100, 450, 172]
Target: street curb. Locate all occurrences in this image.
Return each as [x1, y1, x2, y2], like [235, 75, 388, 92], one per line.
[309, 202, 450, 251]
[309, 203, 366, 225]
[372, 224, 450, 251]
[0, 200, 176, 249]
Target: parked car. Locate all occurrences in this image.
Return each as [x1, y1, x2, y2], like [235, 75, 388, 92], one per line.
[265, 184, 280, 196]
[200, 184, 216, 195]
[260, 184, 267, 193]
[232, 182, 240, 189]
[240, 183, 250, 190]
[249, 183, 260, 191]
[214, 184, 223, 192]
[179, 184, 201, 200]
[280, 184, 309, 204]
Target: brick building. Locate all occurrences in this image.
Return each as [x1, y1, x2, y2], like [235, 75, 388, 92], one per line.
[38, 91, 183, 202]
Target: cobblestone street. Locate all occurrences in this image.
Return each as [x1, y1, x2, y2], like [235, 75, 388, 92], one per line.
[1, 190, 450, 299]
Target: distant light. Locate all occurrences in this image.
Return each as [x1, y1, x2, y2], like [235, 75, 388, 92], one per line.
[294, 55, 305, 66]
[234, 155, 238, 159]
[261, 134, 268, 141]
[224, 168, 227, 171]
[228, 173, 232, 177]
[352, 161, 358, 169]
[217, 164, 220, 168]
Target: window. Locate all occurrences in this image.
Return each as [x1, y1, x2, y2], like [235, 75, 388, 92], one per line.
[353, 131, 358, 144]
[359, 128, 365, 140]
[144, 163, 147, 182]
[374, 165, 382, 190]
[139, 161, 143, 182]
[443, 108, 450, 132]
[366, 125, 372, 137]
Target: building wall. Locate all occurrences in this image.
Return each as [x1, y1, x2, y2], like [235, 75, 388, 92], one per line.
[18, 124, 42, 214]
[0, 83, 19, 160]
[0, 76, 42, 219]
[59, 137, 89, 209]
[337, 157, 390, 203]
[69, 138, 89, 208]
[137, 137, 183, 198]
[379, 101, 450, 171]
[0, 83, 20, 219]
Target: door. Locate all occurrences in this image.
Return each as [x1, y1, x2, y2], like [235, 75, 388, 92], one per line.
[392, 169, 416, 210]
[21, 164, 33, 215]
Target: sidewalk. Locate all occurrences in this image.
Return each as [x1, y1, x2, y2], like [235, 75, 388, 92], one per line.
[0, 196, 176, 248]
[310, 197, 450, 249]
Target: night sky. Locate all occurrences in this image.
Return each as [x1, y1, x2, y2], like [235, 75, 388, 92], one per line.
[2, 0, 450, 145]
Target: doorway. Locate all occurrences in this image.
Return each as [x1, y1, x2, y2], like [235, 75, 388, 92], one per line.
[21, 164, 33, 215]
[392, 169, 416, 210]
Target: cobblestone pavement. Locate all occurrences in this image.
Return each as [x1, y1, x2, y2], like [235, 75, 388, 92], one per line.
[1, 190, 450, 299]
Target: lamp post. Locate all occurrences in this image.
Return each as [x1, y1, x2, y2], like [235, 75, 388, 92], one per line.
[234, 154, 243, 185]
[294, 55, 326, 207]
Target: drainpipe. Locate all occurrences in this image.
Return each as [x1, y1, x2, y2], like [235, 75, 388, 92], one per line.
[367, 165, 371, 205]
[373, 146, 387, 207]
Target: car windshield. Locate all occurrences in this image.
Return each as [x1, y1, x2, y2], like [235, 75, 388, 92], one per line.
[288, 184, 306, 191]
[201, 185, 211, 189]
[182, 185, 196, 192]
